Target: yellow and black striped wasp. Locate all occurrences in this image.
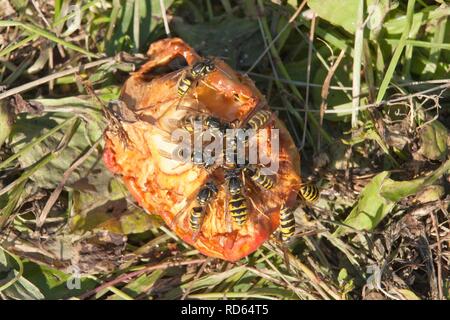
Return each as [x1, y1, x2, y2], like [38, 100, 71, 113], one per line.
[243, 109, 273, 131]
[176, 58, 216, 99]
[278, 182, 321, 243]
[167, 109, 231, 145]
[152, 100, 231, 171]
[214, 104, 275, 229]
[222, 163, 276, 230]
[221, 104, 274, 178]
[272, 182, 321, 272]
[189, 181, 219, 239]
[243, 164, 275, 190]
[172, 167, 248, 238]
[146, 57, 234, 116]
[224, 168, 249, 226]
[167, 165, 221, 236]
[299, 182, 320, 203]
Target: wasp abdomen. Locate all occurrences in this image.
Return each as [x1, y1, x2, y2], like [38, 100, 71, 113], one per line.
[229, 194, 248, 225]
[190, 182, 218, 231]
[279, 205, 295, 242]
[248, 167, 274, 190]
[178, 77, 193, 96]
[177, 58, 216, 98]
[190, 206, 204, 231]
[299, 183, 320, 203]
[246, 110, 272, 130]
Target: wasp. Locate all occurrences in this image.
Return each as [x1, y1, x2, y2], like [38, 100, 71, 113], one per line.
[157, 109, 229, 169]
[177, 58, 216, 98]
[277, 183, 320, 243]
[232, 108, 273, 148]
[190, 181, 218, 232]
[80, 73, 136, 148]
[158, 111, 225, 169]
[156, 144, 217, 172]
[103, 101, 134, 147]
[299, 183, 320, 203]
[178, 113, 230, 135]
[181, 147, 217, 168]
[279, 204, 296, 242]
[244, 109, 272, 131]
[229, 194, 248, 226]
[243, 165, 275, 190]
[224, 169, 248, 226]
[142, 57, 224, 119]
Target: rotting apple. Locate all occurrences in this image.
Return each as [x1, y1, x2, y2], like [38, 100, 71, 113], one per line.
[103, 38, 302, 262]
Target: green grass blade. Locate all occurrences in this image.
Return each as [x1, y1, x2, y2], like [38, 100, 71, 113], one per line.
[0, 248, 24, 292]
[0, 21, 99, 59]
[0, 34, 38, 58]
[0, 180, 27, 228]
[351, 0, 364, 128]
[376, 0, 416, 103]
[133, 0, 140, 51]
[385, 39, 450, 51]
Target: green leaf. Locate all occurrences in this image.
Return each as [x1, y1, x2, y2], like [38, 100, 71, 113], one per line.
[188, 287, 295, 300]
[335, 159, 450, 235]
[0, 180, 27, 228]
[398, 289, 421, 300]
[2, 272, 45, 300]
[71, 198, 161, 235]
[381, 159, 450, 202]
[415, 185, 445, 204]
[308, 0, 358, 34]
[0, 247, 23, 289]
[20, 261, 97, 299]
[382, 5, 449, 36]
[338, 268, 349, 282]
[0, 116, 75, 171]
[120, 0, 135, 35]
[0, 34, 38, 59]
[418, 120, 448, 161]
[335, 172, 395, 236]
[10, 113, 104, 190]
[376, 0, 416, 103]
[0, 249, 7, 266]
[163, 266, 247, 299]
[0, 248, 45, 300]
[380, 178, 427, 202]
[115, 209, 161, 234]
[307, 0, 390, 34]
